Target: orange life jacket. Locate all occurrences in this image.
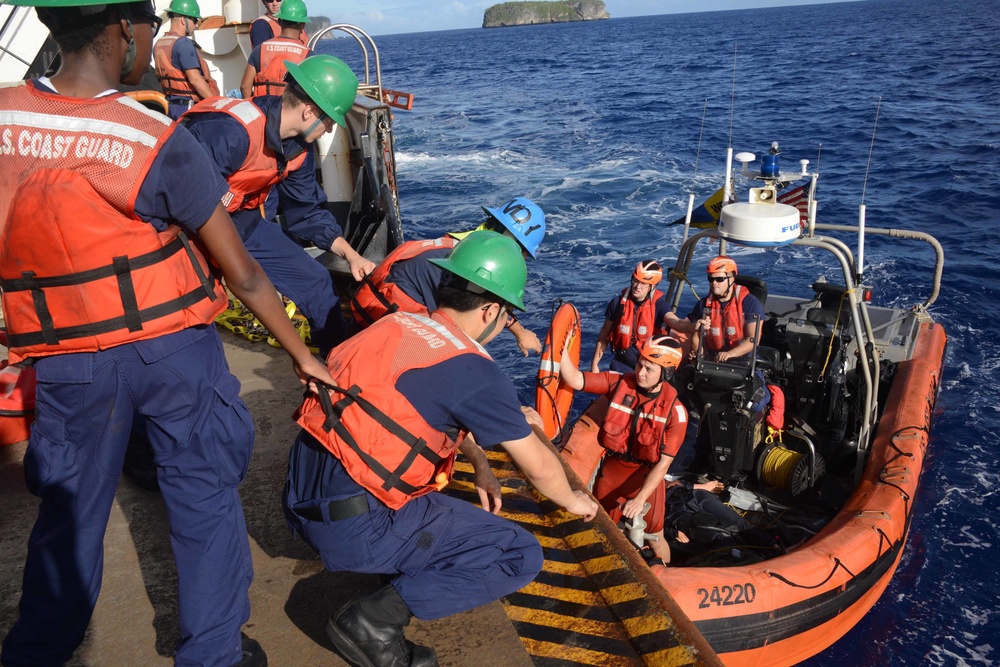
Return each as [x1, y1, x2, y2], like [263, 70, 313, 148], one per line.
[0, 84, 227, 365]
[183, 97, 308, 213]
[599, 373, 685, 465]
[152, 34, 220, 100]
[766, 384, 785, 431]
[607, 288, 663, 352]
[253, 15, 309, 46]
[296, 311, 490, 509]
[350, 236, 457, 328]
[252, 37, 310, 98]
[704, 285, 746, 352]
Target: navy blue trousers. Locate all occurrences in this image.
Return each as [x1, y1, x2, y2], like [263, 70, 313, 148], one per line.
[1, 328, 254, 667]
[284, 431, 544, 621]
[235, 217, 344, 356]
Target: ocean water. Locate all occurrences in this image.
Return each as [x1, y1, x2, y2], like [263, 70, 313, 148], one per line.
[319, 1, 1000, 664]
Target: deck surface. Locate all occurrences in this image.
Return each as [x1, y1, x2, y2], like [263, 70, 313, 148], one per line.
[0, 332, 717, 666]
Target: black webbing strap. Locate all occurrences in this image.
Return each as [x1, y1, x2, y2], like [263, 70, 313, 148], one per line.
[113, 256, 142, 332]
[313, 380, 444, 495]
[1, 235, 188, 292]
[6, 288, 215, 348]
[350, 275, 398, 326]
[176, 231, 220, 300]
[3, 232, 219, 348]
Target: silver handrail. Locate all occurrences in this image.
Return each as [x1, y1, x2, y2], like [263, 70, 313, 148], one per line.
[308, 23, 382, 103]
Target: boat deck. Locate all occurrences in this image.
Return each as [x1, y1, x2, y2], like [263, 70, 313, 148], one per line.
[0, 334, 719, 666]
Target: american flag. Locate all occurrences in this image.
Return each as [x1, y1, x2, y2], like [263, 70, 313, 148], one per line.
[777, 181, 813, 227]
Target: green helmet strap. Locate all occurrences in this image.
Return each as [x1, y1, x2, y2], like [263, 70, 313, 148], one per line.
[119, 19, 136, 78]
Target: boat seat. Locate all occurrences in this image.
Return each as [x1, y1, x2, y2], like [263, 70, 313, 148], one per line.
[755, 345, 782, 373]
[811, 281, 847, 310]
[735, 275, 768, 306]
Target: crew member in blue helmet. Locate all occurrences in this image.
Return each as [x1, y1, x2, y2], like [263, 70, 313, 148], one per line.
[286, 232, 598, 667]
[350, 196, 547, 354]
[0, 1, 333, 665]
[182, 55, 375, 356]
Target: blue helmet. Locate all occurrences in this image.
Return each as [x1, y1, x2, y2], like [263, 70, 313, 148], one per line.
[481, 197, 545, 260]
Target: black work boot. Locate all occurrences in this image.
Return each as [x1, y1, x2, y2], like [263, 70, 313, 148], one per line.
[326, 585, 438, 667]
[235, 633, 267, 667]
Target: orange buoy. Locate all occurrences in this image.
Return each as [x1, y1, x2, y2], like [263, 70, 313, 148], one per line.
[536, 301, 580, 442]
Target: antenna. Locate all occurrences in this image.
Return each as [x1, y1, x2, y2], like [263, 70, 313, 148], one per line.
[681, 99, 709, 245]
[722, 43, 738, 256]
[806, 143, 821, 236]
[857, 98, 881, 281]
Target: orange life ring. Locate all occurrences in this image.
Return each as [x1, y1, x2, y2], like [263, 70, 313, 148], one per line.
[535, 301, 580, 442]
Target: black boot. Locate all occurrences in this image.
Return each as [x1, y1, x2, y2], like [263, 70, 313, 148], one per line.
[326, 585, 438, 667]
[235, 633, 267, 667]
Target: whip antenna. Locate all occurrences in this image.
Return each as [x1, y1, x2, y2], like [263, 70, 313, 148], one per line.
[722, 43, 738, 254]
[857, 98, 881, 281]
[681, 99, 709, 244]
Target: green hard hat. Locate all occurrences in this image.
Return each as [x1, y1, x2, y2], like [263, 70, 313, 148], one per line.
[284, 55, 358, 129]
[167, 0, 200, 19]
[429, 231, 528, 311]
[274, 0, 306, 23]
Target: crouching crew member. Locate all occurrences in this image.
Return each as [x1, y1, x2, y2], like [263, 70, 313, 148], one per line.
[561, 336, 687, 563]
[350, 196, 547, 355]
[153, 0, 219, 119]
[592, 260, 673, 373]
[285, 232, 598, 666]
[0, 1, 333, 664]
[183, 55, 375, 356]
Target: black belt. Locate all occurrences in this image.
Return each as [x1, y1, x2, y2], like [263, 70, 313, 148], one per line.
[295, 494, 369, 522]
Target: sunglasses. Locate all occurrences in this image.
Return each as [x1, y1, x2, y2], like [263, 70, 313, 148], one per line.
[137, 11, 163, 37]
[709, 276, 731, 283]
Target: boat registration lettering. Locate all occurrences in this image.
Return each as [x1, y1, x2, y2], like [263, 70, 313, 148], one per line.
[696, 583, 756, 608]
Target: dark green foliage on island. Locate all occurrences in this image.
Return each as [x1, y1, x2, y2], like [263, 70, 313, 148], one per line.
[482, 1, 610, 28]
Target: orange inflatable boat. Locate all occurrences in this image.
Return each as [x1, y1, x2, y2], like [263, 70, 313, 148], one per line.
[552, 204, 947, 665]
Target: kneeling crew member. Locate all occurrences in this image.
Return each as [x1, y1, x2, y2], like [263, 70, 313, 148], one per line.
[350, 196, 546, 355]
[285, 232, 597, 667]
[561, 336, 687, 563]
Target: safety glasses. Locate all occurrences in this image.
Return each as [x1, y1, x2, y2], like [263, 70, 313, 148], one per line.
[709, 276, 730, 283]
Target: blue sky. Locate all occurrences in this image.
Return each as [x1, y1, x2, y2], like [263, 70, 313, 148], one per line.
[309, 0, 853, 36]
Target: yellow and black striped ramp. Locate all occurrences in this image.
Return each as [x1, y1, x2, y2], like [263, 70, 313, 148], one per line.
[447, 448, 722, 667]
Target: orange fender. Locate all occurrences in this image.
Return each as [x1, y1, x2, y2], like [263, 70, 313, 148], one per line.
[535, 302, 580, 442]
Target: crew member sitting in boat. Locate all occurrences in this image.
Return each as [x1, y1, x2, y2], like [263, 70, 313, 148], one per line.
[152, 0, 220, 119]
[665, 255, 764, 363]
[182, 55, 375, 357]
[240, 0, 311, 101]
[591, 260, 673, 373]
[250, 0, 308, 47]
[559, 336, 687, 564]
[350, 196, 546, 355]
[286, 232, 597, 667]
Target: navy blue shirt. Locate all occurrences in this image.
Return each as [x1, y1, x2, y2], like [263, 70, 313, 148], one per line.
[161, 35, 203, 101]
[249, 17, 277, 49]
[181, 95, 343, 250]
[387, 247, 452, 312]
[290, 350, 532, 502]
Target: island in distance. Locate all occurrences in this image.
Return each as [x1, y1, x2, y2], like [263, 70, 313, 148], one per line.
[483, 0, 610, 28]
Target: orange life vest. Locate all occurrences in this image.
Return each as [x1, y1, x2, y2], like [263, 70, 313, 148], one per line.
[253, 15, 309, 46]
[0, 84, 227, 365]
[599, 373, 685, 465]
[252, 37, 310, 98]
[183, 97, 308, 213]
[152, 34, 220, 100]
[350, 236, 457, 328]
[296, 311, 490, 509]
[704, 285, 746, 352]
[607, 288, 663, 352]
